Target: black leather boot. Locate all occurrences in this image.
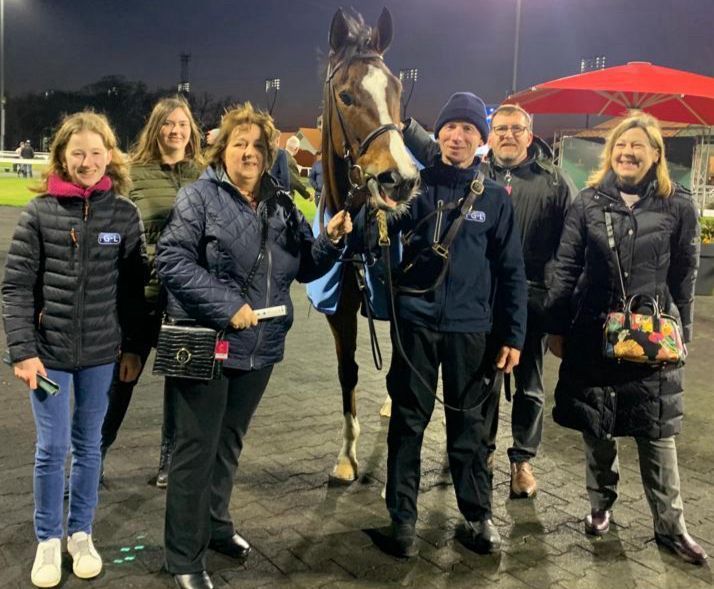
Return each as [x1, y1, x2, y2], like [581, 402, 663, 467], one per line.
[173, 571, 213, 589]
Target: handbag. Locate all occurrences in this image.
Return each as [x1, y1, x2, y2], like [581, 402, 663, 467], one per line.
[152, 322, 223, 380]
[602, 209, 687, 365]
[152, 214, 269, 380]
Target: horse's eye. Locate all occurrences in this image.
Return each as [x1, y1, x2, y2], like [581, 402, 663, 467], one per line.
[339, 91, 353, 106]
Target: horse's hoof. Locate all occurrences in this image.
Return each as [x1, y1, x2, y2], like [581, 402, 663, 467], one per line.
[330, 458, 358, 484]
[379, 397, 392, 418]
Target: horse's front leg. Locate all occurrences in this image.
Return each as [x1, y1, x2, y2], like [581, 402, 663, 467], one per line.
[326, 268, 362, 483]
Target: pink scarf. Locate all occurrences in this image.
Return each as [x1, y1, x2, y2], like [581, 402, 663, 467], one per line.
[47, 173, 113, 199]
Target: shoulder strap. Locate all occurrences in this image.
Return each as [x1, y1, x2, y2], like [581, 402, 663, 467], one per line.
[604, 207, 627, 302]
[432, 170, 485, 258]
[239, 215, 269, 298]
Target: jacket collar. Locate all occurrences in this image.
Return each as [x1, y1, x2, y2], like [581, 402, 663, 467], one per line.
[597, 169, 658, 203]
[204, 165, 282, 206]
[47, 173, 112, 199]
[423, 158, 481, 186]
[488, 135, 554, 174]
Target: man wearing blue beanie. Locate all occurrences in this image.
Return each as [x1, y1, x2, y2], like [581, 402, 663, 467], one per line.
[379, 92, 527, 557]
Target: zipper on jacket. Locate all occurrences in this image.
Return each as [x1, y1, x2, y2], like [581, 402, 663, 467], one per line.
[249, 245, 272, 370]
[504, 169, 513, 194]
[69, 227, 79, 271]
[74, 200, 90, 366]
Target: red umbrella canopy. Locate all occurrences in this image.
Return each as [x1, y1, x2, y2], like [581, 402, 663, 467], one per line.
[505, 62, 714, 125]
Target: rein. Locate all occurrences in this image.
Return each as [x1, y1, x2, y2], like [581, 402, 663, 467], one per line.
[382, 172, 488, 413]
[323, 53, 401, 217]
[320, 52, 401, 371]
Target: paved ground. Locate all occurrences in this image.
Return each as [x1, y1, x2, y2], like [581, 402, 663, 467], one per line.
[1, 205, 713, 588]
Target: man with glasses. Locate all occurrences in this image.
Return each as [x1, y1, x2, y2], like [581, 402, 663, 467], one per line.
[403, 103, 574, 500]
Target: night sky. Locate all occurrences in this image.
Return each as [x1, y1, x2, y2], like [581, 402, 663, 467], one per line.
[4, 0, 714, 135]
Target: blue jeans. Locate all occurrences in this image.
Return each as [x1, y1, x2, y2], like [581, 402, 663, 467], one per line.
[30, 363, 114, 540]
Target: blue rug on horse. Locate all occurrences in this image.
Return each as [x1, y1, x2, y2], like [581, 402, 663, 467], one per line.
[306, 209, 400, 320]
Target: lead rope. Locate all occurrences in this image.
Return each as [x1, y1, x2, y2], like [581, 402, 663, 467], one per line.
[377, 202, 482, 413]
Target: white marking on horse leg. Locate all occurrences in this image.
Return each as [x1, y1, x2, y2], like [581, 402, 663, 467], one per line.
[332, 412, 360, 482]
[361, 65, 418, 181]
[379, 395, 392, 418]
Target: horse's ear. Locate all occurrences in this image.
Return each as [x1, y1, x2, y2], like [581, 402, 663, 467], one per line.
[371, 7, 393, 54]
[329, 8, 350, 53]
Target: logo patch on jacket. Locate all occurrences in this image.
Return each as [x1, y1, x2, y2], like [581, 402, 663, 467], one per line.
[98, 232, 122, 245]
[465, 210, 486, 223]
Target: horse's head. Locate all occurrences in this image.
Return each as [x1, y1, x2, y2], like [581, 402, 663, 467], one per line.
[323, 8, 419, 215]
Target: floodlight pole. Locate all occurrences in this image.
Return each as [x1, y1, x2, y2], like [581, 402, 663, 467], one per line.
[511, 0, 522, 96]
[1, 0, 6, 151]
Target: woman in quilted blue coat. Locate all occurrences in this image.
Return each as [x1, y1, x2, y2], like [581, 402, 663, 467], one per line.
[156, 102, 351, 589]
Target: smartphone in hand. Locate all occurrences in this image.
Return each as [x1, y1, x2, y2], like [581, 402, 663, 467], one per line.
[2, 351, 60, 395]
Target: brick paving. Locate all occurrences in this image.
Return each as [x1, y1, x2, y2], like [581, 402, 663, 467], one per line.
[0, 205, 712, 588]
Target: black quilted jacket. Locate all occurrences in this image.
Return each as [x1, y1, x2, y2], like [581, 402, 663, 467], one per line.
[545, 172, 700, 440]
[2, 191, 148, 369]
[156, 166, 342, 371]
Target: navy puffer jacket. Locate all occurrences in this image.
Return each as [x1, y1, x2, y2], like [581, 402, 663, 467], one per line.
[545, 171, 699, 439]
[2, 191, 147, 369]
[156, 167, 342, 371]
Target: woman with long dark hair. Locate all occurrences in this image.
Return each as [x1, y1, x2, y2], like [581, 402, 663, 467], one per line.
[100, 97, 204, 487]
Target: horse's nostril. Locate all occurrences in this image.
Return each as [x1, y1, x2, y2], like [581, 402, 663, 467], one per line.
[377, 171, 401, 186]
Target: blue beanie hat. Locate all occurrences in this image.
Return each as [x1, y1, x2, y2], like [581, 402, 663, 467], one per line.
[433, 92, 489, 140]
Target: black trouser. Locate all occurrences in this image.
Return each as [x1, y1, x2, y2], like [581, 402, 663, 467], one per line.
[101, 346, 150, 451]
[164, 366, 273, 574]
[507, 326, 547, 463]
[385, 321, 495, 525]
[101, 313, 174, 460]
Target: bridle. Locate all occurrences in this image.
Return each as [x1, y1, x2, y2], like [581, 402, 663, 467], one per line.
[324, 52, 401, 206]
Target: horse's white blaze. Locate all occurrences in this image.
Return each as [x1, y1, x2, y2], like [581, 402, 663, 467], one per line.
[362, 65, 418, 180]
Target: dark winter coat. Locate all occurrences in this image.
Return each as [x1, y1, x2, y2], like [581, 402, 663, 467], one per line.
[129, 160, 200, 307]
[2, 190, 148, 369]
[393, 159, 527, 348]
[155, 166, 342, 371]
[402, 119, 574, 332]
[544, 171, 700, 440]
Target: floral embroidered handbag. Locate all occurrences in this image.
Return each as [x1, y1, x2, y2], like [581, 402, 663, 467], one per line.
[603, 294, 686, 365]
[602, 209, 686, 365]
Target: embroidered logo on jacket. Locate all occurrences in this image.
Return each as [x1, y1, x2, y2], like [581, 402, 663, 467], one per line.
[465, 210, 486, 223]
[98, 232, 122, 245]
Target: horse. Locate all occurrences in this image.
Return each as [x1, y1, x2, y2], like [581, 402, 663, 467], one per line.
[313, 7, 420, 483]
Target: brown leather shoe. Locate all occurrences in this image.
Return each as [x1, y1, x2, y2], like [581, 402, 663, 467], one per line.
[584, 510, 611, 536]
[655, 532, 708, 565]
[510, 462, 537, 498]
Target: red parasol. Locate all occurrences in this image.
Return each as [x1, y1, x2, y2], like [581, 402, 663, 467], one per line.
[505, 62, 714, 125]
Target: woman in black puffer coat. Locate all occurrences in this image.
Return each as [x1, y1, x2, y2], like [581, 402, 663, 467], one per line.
[545, 112, 706, 565]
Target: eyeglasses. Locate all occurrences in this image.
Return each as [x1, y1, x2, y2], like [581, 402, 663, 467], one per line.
[492, 125, 528, 137]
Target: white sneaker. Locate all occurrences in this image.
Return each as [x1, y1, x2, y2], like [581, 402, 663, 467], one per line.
[67, 531, 102, 579]
[30, 538, 62, 588]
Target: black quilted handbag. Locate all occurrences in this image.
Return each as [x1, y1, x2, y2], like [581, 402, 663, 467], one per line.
[152, 322, 222, 380]
[153, 212, 269, 380]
